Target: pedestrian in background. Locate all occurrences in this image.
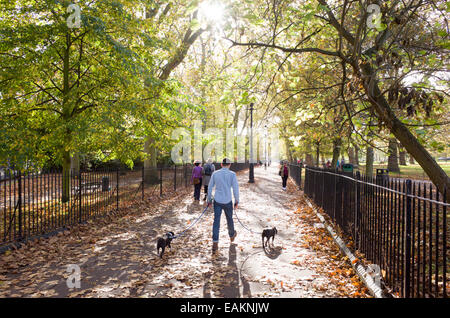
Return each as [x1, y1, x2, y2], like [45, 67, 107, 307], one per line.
[202, 158, 215, 201]
[279, 161, 289, 191]
[191, 160, 203, 203]
[340, 158, 345, 170]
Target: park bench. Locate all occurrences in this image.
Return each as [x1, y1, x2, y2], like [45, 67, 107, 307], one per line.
[73, 177, 111, 194]
[73, 182, 101, 193]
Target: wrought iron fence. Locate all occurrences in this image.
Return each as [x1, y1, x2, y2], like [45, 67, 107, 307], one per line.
[299, 166, 448, 298]
[288, 163, 303, 189]
[0, 163, 249, 249]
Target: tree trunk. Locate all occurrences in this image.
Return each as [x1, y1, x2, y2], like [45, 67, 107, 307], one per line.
[157, 10, 204, 80]
[71, 152, 80, 175]
[243, 0, 450, 199]
[144, 138, 159, 184]
[283, 136, 293, 163]
[360, 62, 449, 200]
[399, 149, 407, 166]
[143, 17, 205, 176]
[331, 137, 342, 169]
[305, 143, 313, 166]
[62, 150, 71, 203]
[409, 154, 415, 165]
[366, 146, 374, 178]
[61, 33, 72, 203]
[315, 141, 320, 167]
[348, 147, 355, 164]
[305, 154, 313, 166]
[387, 138, 400, 173]
[354, 145, 360, 166]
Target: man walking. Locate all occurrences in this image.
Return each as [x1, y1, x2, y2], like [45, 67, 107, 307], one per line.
[207, 158, 239, 254]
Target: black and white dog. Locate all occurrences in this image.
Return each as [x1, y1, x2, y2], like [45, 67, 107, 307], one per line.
[156, 231, 175, 258]
[262, 227, 278, 248]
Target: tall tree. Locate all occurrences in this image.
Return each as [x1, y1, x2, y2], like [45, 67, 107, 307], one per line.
[226, 0, 450, 198]
[0, 0, 166, 201]
[142, 4, 207, 182]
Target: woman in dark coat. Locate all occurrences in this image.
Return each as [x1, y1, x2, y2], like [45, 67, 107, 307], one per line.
[279, 161, 289, 191]
[191, 160, 203, 202]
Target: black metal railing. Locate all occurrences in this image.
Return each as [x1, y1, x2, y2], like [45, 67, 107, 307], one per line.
[213, 162, 250, 173]
[0, 162, 250, 249]
[299, 165, 448, 298]
[288, 163, 303, 189]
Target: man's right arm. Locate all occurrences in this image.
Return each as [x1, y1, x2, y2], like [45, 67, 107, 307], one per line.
[207, 173, 215, 204]
[232, 173, 239, 207]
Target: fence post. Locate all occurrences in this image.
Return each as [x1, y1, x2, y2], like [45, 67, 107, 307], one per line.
[333, 170, 337, 221]
[116, 169, 119, 211]
[141, 166, 144, 200]
[174, 165, 177, 191]
[299, 165, 302, 190]
[18, 170, 22, 240]
[313, 169, 316, 201]
[160, 167, 163, 197]
[304, 168, 308, 195]
[321, 169, 325, 207]
[443, 187, 447, 299]
[79, 170, 82, 222]
[335, 170, 342, 224]
[184, 164, 187, 188]
[404, 179, 412, 298]
[306, 168, 310, 196]
[355, 171, 361, 249]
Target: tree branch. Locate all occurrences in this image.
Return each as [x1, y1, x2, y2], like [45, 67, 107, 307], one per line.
[225, 38, 341, 57]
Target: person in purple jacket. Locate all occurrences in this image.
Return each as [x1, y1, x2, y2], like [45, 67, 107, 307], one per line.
[191, 160, 203, 202]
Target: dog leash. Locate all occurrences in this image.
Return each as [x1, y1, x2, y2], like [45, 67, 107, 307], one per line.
[171, 202, 263, 239]
[233, 208, 259, 234]
[172, 204, 210, 239]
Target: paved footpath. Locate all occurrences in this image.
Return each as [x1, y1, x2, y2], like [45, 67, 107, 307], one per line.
[0, 165, 369, 298]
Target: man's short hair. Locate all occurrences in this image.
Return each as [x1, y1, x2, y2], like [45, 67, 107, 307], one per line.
[222, 158, 231, 166]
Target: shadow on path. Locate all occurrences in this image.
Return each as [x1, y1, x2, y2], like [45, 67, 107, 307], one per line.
[263, 245, 282, 260]
[203, 244, 251, 298]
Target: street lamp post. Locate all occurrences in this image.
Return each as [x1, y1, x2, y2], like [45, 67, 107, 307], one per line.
[264, 124, 267, 170]
[248, 103, 255, 183]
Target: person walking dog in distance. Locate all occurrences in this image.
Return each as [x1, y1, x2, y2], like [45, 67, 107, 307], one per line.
[279, 161, 289, 191]
[191, 160, 203, 203]
[202, 158, 215, 202]
[206, 158, 239, 254]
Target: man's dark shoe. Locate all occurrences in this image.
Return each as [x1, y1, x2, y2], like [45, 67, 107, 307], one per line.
[230, 230, 237, 243]
[212, 242, 218, 254]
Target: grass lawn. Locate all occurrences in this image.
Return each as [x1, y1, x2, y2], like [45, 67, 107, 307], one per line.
[288, 161, 449, 183]
[358, 162, 450, 181]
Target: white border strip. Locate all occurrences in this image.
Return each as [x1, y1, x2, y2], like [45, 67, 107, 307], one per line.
[304, 197, 385, 298]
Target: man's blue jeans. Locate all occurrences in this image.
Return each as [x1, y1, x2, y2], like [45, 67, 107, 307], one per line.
[212, 200, 235, 243]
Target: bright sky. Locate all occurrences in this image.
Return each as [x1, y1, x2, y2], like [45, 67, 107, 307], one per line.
[198, 0, 227, 30]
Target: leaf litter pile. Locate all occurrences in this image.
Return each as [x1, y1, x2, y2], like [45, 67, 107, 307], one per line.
[285, 193, 371, 298]
[0, 168, 370, 298]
